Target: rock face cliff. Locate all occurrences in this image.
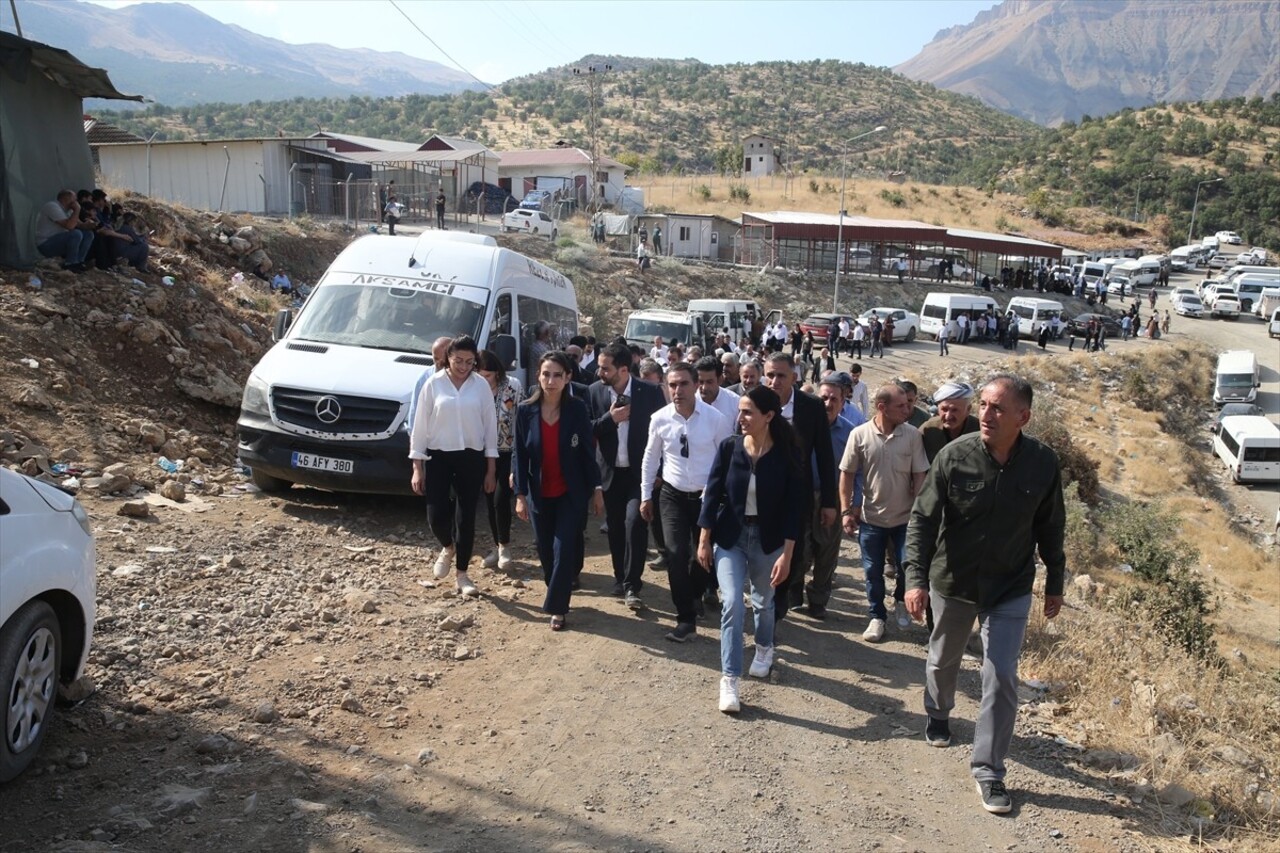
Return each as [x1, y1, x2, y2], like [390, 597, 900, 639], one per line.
[895, 0, 1280, 125]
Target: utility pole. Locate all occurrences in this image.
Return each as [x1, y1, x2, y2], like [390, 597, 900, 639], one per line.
[572, 63, 611, 213]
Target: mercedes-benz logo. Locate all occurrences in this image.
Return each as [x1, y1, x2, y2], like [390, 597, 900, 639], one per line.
[315, 396, 342, 424]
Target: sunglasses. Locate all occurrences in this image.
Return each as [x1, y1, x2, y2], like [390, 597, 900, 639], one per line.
[679, 432, 689, 458]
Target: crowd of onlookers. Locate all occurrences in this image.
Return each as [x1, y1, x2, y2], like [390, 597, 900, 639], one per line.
[35, 188, 150, 274]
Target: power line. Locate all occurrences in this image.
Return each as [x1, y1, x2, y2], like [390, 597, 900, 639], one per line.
[386, 0, 496, 92]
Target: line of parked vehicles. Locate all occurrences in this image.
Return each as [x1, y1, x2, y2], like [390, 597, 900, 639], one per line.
[1211, 349, 1278, 485]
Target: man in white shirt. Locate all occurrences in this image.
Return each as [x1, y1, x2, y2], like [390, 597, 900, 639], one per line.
[650, 336, 669, 366]
[838, 317, 851, 357]
[848, 363, 870, 418]
[956, 312, 970, 344]
[695, 355, 740, 423]
[641, 363, 731, 642]
[35, 190, 94, 272]
[852, 321, 866, 359]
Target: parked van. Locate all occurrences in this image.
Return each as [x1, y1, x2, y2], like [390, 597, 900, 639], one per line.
[1213, 416, 1280, 484]
[624, 308, 706, 350]
[1230, 276, 1276, 314]
[237, 231, 577, 494]
[1269, 306, 1280, 339]
[919, 292, 1001, 339]
[1006, 297, 1064, 336]
[686, 298, 779, 346]
[1212, 350, 1260, 405]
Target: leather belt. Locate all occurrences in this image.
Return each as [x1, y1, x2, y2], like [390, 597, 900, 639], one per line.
[662, 483, 703, 500]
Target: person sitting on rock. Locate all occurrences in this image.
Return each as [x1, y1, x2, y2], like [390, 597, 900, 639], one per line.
[34, 189, 94, 272]
[111, 212, 151, 273]
[271, 271, 293, 294]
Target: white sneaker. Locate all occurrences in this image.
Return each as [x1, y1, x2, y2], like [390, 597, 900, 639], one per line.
[863, 617, 886, 643]
[457, 571, 479, 598]
[433, 545, 456, 579]
[718, 676, 741, 714]
[481, 549, 499, 568]
[748, 645, 774, 678]
[895, 601, 911, 629]
[496, 543, 513, 569]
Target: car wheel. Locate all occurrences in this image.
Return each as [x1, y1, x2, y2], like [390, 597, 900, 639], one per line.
[906, 326, 917, 342]
[250, 468, 292, 492]
[0, 601, 61, 783]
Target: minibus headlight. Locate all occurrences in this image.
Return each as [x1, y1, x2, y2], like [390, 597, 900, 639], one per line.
[241, 373, 271, 416]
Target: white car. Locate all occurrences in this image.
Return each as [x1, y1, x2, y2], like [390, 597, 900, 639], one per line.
[1171, 293, 1203, 317]
[1210, 293, 1241, 319]
[0, 469, 95, 783]
[859, 307, 920, 342]
[501, 208, 558, 239]
[1216, 230, 1243, 245]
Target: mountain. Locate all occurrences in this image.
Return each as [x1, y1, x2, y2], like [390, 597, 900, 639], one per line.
[1, 0, 485, 107]
[95, 58, 1042, 183]
[894, 0, 1280, 126]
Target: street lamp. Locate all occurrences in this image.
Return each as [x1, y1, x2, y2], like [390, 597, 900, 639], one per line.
[1134, 172, 1154, 222]
[834, 125, 887, 312]
[1187, 177, 1223, 246]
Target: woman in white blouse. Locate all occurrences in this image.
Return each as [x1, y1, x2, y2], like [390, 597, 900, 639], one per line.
[409, 336, 498, 597]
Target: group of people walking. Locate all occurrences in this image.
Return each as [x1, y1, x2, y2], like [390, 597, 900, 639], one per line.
[408, 335, 1067, 815]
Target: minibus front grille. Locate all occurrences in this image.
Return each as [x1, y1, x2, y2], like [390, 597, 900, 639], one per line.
[287, 342, 330, 354]
[395, 354, 434, 366]
[272, 387, 401, 434]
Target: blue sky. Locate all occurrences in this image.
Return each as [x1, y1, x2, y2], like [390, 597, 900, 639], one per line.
[87, 0, 999, 84]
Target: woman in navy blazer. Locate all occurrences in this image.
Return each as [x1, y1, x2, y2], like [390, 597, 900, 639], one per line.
[697, 385, 800, 713]
[513, 351, 604, 630]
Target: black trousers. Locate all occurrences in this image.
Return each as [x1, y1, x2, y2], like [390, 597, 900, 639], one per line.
[423, 449, 486, 573]
[529, 494, 582, 616]
[386, 215, 399, 235]
[485, 451, 513, 546]
[776, 498, 815, 622]
[603, 467, 646, 593]
[659, 485, 706, 625]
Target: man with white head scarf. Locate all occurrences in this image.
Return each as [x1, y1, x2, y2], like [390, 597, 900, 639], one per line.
[920, 382, 980, 464]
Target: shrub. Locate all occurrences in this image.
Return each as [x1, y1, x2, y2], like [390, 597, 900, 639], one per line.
[994, 214, 1010, 230]
[696, 184, 711, 201]
[1028, 400, 1101, 503]
[808, 179, 820, 194]
[1100, 499, 1194, 582]
[1112, 567, 1220, 663]
[729, 184, 751, 202]
[879, 189, 906, 207]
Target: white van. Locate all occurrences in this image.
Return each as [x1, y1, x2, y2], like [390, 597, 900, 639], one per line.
[687, 298, 779, 346]
[1006, 297, 1064, 336]
[919, 292, 1001, 339]
[1214, 416, 1280, 483]
[237, 231, 577, 494]
[1230, 276, 1276, 315]
[1213, 350, 1260, 405]
[1269, 307, 1280, 338]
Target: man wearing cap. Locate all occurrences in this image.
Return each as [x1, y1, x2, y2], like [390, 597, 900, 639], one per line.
[793, 374, 864, 619]
[920, 382, 980, 463]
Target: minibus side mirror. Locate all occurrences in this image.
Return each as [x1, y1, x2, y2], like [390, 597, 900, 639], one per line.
[272, 309, 293, 342]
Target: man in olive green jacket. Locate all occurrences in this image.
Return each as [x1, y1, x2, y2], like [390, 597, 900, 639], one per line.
[904, 373, 1066, 816]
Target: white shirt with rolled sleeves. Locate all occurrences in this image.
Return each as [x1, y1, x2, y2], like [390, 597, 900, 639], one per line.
[640, 399, 731, 500]
[408, 370, 498, 459]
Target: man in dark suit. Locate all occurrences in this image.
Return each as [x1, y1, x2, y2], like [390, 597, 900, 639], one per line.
[589, 342, 664, 609]
[762, 352, 838, 623]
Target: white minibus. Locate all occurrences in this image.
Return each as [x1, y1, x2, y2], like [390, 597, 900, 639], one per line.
[1214, 416, 1280, 483]
[1006, 297, 1064, 337]
[918, 292, 1000, 339]
[237, 231, 577, 494]
[1213, 350, 1260, 405]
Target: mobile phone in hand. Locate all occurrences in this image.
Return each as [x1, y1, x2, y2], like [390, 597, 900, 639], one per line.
[615, 394, 630, 408]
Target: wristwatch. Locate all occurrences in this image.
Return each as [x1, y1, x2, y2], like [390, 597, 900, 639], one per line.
[841, 507, 857, 516]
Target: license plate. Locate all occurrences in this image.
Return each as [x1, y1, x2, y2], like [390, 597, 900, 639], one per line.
[291, 452, 354, 474]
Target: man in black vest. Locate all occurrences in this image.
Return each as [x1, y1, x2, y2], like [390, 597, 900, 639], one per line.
[589, 342, 665, 609]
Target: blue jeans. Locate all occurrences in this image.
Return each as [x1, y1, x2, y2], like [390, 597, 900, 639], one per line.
[37, 229, 94, 264]
[715, 524, 777, 677]
[858, 521, 906, 620]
